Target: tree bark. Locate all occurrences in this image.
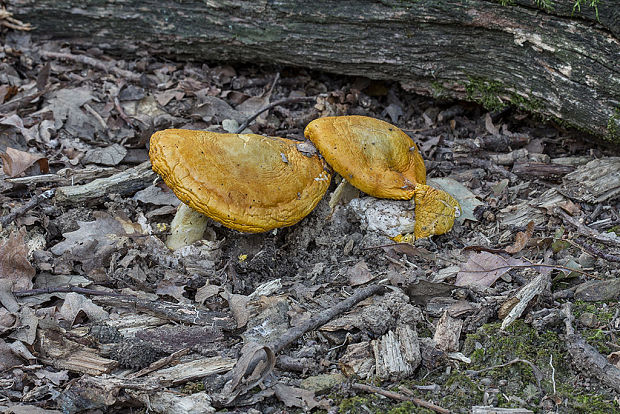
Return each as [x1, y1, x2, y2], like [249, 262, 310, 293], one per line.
[8, 0, 620, 143]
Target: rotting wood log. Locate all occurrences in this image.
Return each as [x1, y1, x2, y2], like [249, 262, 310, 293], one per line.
[7, 0, 620, 142]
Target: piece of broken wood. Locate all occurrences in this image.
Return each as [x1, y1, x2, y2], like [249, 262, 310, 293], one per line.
[146, 356, 236, 386]
[37, 329, 118, 375]
[54, 161, 156, 204]
[562, 302, 620, 394]
[373, 324, 421, 379]
[92, 295, 236, 331]
[512, 162, 575, 180]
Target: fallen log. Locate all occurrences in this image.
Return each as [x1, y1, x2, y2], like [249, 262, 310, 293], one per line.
[8, 0, 620, 142]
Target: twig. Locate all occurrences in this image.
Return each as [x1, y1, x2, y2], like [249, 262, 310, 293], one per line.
[215, 283, 385, 406]
[0, 189, 55, 227]
[93, 295, 236, 331]
[466, 358, 543, 390]
[267, 283, 384, 353]
[549, 354, 556, 395]
[126, 348, 191, 379]
[234, 96, 317, 134]
[0, 88, 48, 114]
[361, 242, 405, 250]
[556, 208, 620, 248]
[84, 103, 108, 130]
[561, 302, 620, 394]
[0, 6, 32, 31]
[454, 157, 518, 181]
[570, 238, 620, 263]
[352, 383, 451, 414]
[54, 161, 155, 205]
[13, 285, 125, 298]
[266, 72, 280, 97]
[39, 50, 141, 81]
[459, 263, 597, 279]
[114, 96, 135, 126]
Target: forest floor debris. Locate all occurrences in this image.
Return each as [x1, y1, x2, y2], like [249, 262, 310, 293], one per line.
[0, 28, 619, 413]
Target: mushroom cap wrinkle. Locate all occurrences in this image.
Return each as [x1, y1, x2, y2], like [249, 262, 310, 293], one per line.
[304, 115, 426, 200]
[149, 129, 331, 233]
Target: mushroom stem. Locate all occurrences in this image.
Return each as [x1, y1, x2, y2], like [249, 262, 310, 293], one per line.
[328, 176, 360, 211]
[166, 203, 210, 250]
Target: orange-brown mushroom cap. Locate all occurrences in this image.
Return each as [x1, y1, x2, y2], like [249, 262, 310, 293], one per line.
[149, 129, 331, 233]
[304, 116, 426, 200]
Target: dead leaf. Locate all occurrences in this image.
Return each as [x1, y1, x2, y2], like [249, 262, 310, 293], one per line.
[156, 280, 189, 303]
[0, 146, 48, 176]
[237, 95, 269, 116]
[59, 293, 109, 326]
[274, 383, 321, 410]
[216, 342, 275, 406]
[0, 278, 20, 313]
[455, 251, 528, 288]
[485, 112, 499, 136]
[36, 62, 51, 91]
[0, 228, 35, 291]
[0, 307, 18, 334]
[433, 310, 463, 352]
[419, 135, 441, 156]
[154, 90, 184, 106]
[347, 260, 375, 286]
[34, 368, 69, 386]
[134, 184, 181, 206]
[82, 144, 127, 166]
[195, 283, 220, 304]
[8, 306, 38, 345]
[505, 220, 535, 254]
[382, 103, 403, 123]
[558, 199, 581, 215]
[45, 87, 93, 126]
[0, 114, 37, 143]
[192, 96, 245, 123]
[49, 213, 136, 275]
[0, 337, 23, 370]
[222, 291, 251, 328]
[0, 84, 18, 103]
[222, 90, 250, 105]
[119, 85, 145, 101]
[608, 350, 620, 369]
[210, 65, 237, 85]
[221, 118, 241, 133]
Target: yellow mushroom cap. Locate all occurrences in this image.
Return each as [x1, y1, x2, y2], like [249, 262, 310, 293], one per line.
[412, 184, 461, 240]
[149, 129, 331, 233]
[304, 116, 426, 200]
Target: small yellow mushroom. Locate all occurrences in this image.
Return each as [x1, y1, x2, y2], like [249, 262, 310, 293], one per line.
[305, 116, 460, 240]
[304, 115, 426, 200]
[149, 129, 331, 234]
[411, 184, 461, 240]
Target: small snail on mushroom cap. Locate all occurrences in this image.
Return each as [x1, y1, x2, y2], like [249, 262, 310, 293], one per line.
[149, 129, 331, 249]
[304, 115, 460, 241]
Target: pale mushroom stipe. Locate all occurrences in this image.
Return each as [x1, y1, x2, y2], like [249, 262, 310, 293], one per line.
[149, 116, 460, 248]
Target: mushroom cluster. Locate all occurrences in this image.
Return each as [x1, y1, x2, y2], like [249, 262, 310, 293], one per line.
[149, 116, 460, 249]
